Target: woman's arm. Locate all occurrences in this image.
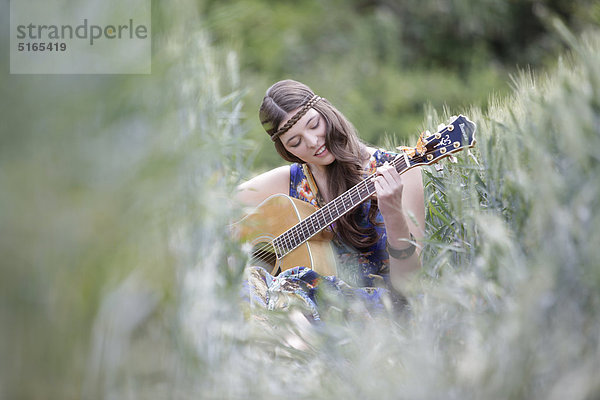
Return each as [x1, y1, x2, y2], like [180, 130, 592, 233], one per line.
[372, 164, 425, 291]
[235, 165, 291, 209]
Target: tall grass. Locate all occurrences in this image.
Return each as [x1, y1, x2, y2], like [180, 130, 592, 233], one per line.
[412, 23, 600, 398]
[2, 0, 600, 397]
[0, 1, 250, 398]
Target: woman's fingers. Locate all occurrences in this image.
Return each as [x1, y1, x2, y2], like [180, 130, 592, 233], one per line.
[372, 162, 404, 215]
[373, 163, 403, 193]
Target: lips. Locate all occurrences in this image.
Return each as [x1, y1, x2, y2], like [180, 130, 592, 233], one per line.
[314, 144, 327, 156]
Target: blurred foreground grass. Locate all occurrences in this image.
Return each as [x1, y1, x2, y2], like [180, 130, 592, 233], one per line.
[1, 1, 600, 398]
[1, 1, 250, 397]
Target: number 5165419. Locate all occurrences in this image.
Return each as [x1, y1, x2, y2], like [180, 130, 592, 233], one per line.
[18, 42, 66, 51]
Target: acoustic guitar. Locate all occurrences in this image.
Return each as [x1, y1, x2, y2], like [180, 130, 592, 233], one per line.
[234, 115, 476, 276]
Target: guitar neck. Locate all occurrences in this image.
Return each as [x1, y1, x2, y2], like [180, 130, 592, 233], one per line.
[273, 153, 410, 257]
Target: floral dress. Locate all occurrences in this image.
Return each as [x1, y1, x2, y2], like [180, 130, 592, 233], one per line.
[244, 149, 406, 321]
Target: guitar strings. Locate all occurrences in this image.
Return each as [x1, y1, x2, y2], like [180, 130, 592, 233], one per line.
[248, 154, 415, 267]
[248, 154, 416, 268]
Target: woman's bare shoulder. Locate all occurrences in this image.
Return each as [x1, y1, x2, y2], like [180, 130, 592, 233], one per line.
[236, 165, 291, 208]
[365, 146, 378, 155]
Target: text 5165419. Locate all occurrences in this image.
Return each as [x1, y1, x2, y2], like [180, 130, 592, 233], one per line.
[18, 42, 67, 52]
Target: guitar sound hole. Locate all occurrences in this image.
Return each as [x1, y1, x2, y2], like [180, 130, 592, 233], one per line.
[250, 242, 278, 272]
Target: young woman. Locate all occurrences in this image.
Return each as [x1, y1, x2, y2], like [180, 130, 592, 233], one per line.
[237, 79, 425, 318]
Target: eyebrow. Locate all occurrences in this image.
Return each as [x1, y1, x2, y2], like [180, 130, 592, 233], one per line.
[304, 114, 317, 128]
[284, 115, 318, 145]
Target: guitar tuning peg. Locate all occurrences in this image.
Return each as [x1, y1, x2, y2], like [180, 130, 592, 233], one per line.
[448, 155, 458, 163]
[434, 164, 444, 172]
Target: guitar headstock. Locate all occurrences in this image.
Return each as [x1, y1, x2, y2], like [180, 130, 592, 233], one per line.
[405, 115, 476, 166]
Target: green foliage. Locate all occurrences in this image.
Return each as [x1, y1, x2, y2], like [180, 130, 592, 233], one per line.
[1, 1, 250, 397]
[200, 0, 599, 171]
[416, 25, 600, 398]
[3, 0, 600, 398]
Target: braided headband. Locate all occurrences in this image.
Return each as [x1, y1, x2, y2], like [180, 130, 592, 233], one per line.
[269, 95, 322, 142]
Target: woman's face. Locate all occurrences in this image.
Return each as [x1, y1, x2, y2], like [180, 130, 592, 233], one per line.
[278, 107, 335, 167]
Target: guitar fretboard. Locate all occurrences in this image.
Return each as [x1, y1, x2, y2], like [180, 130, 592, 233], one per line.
[272, 153, 409, 257]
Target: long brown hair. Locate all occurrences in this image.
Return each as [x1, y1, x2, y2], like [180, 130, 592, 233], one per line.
[259, 79, 380, 250]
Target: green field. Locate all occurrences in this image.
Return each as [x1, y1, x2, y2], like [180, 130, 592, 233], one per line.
[2, 1, 600, 398]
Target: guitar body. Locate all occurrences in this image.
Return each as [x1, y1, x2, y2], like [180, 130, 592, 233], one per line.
[234, 194, 337, 276]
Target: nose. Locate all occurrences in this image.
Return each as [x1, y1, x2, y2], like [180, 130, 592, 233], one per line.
[307, 134, 319, 148]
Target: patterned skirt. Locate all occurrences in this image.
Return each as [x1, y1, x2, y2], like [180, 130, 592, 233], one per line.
[242, 266, 406, 322]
